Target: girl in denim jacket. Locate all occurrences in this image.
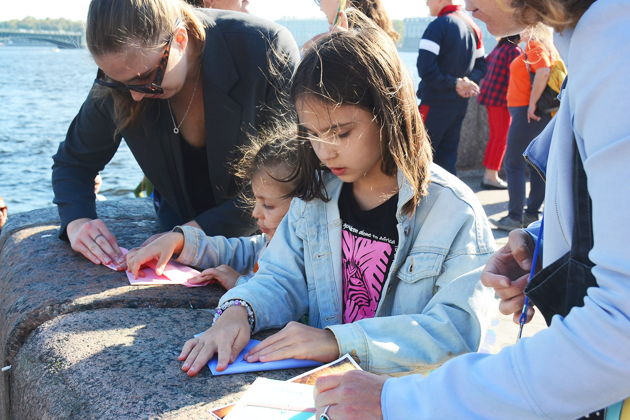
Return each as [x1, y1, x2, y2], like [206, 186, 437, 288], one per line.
[178, 11, 496, 377]
[126, 124, 299, 290]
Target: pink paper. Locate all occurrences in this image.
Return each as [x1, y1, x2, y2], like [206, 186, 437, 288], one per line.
[106, 247, 210, 287]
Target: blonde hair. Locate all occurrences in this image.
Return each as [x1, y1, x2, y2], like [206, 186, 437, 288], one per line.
[523, 23, 560, 62]
[86, 0, 206, 135]
[512, 0, 596, 31]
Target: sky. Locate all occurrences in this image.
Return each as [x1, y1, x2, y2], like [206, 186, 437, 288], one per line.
[3, 0, 429, 22]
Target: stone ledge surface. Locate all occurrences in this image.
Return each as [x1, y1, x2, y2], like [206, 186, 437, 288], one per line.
[0, 199, 232, 419]
[11, 308, 306, 419]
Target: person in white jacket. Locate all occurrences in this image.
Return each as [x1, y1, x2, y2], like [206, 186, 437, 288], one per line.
[313, 0, 630, 418]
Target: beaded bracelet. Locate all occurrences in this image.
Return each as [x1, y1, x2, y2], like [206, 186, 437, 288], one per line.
[212, 299, 255, 331]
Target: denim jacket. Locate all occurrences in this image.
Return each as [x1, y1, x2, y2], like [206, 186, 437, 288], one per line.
[217, 165, 496, 373]
[176, 229, 267, 287]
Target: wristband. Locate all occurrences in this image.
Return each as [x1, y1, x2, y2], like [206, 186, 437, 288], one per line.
[212, 299, 255, 331]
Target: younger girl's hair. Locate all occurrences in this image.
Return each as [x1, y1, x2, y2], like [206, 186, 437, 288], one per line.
[523, 23, 560, 62]
[86, 0, 206, 135]
[233, 121, 300, 207]
[289, 10, 432, 214]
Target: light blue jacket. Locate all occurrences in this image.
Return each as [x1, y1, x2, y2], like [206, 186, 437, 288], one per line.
[218, 165, 496, 373]
[176, 228, 267, 287]
[383, 0, 630, 417]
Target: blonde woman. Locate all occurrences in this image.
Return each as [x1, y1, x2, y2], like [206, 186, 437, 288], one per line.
[314, 0, 630, 418]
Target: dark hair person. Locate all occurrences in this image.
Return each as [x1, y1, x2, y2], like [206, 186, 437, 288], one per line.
[477, 34, 521, 190]
[313, 0, 630, 418]
[51, 0, 299, 269]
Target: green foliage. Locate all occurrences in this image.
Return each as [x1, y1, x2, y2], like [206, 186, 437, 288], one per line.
[0, 17, 84, 33]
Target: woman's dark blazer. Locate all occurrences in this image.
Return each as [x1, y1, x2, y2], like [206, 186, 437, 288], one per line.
[52, 9, 299, 238]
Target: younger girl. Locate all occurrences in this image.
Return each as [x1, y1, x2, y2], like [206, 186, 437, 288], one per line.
[126, 124, 299, 290]
[179, 13, 496, 377]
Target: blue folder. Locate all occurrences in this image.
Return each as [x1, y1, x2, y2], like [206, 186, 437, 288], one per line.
[207, 339, 322, 376]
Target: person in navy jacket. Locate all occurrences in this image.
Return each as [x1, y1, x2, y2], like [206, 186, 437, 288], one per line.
[417, 0, 486, 175]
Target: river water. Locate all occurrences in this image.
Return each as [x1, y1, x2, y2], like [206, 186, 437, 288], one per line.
[0, 46, 419, 215]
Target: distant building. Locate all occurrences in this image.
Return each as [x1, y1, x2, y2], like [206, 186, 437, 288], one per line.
[275, 18, 328, 49]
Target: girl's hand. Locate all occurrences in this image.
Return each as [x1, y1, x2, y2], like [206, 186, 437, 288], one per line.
[178, 306, 251, 376]
[314, 370, 386, 420]
[189, 265, 241, 290]
[126, 231, 184, 279]
[141, 220, 201, 246]
[244, 322, 339, 363]
[140, 232, 167, 247]
[67, 218, 125, 269]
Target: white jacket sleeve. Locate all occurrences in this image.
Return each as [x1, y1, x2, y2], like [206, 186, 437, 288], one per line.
[382, 1, 630, 418]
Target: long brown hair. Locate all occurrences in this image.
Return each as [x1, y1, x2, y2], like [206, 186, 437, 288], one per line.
[512, 0, 596, 31]
[289, 10, 432, 215]
[86, 0, 206, 136]
[347, 0, 400, 41]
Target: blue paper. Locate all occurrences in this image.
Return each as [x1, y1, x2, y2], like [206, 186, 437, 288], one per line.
[207, 339, 322, 376]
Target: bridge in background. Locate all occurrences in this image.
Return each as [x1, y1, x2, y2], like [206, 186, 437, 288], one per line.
[0, 29, 83, 48]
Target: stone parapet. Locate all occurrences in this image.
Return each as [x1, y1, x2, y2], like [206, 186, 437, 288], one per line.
[0, 199, 288, 419]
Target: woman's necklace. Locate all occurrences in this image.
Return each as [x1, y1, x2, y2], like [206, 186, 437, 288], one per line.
[167, 70, 201, 135]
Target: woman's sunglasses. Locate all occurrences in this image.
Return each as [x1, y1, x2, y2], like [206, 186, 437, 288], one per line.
[94, 35, 172, 95]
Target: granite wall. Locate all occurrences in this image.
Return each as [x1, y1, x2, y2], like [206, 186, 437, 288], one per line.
[0, 200, 300, 419]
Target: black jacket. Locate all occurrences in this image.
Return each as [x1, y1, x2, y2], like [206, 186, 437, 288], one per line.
[52, 9, 299, 238]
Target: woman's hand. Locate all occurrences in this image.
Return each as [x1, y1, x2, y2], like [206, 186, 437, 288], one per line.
[244, 322, 339, 363]
[481, 229, 536, 323]
[126, 231, 184, 279]
[314, 370, 386, 420]
[67, 218, 125, 269]
[189, 264, 241, 290]
[178, 305, 251, 376]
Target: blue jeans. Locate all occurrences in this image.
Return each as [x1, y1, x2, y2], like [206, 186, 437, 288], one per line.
[505, 106, 550, 221]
